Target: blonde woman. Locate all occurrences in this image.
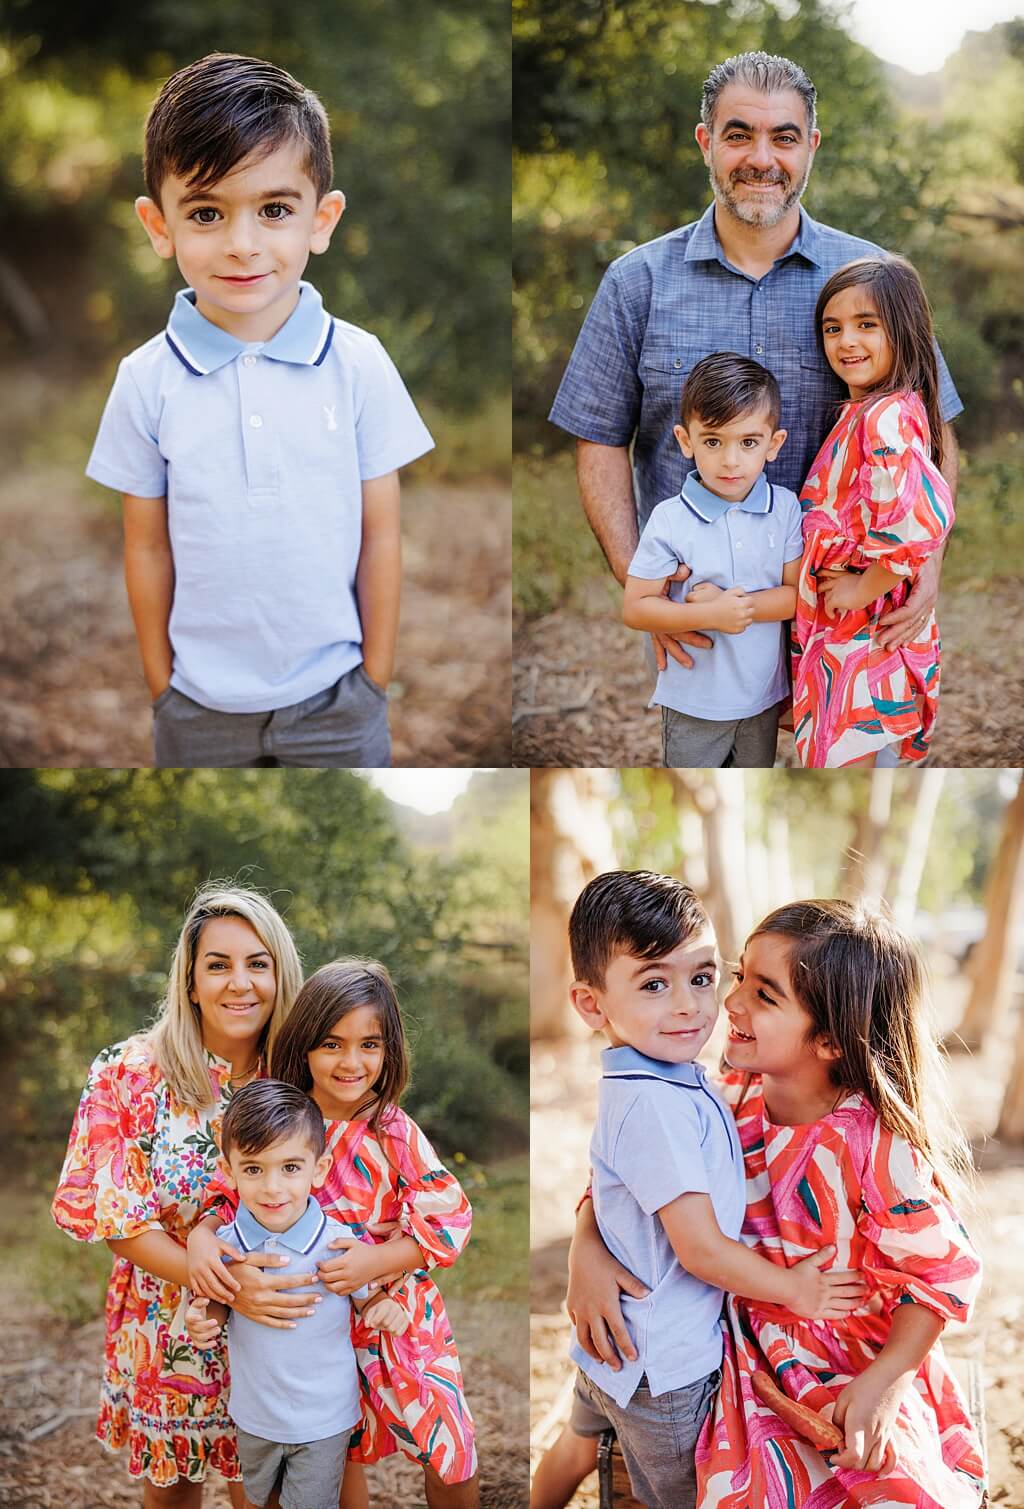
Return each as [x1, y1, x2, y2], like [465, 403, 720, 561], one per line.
[52, 884, 319, 1509]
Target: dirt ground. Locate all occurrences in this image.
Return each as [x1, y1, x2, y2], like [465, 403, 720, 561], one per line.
[0, 1239, 528, 1508]
[513, 581, 1023, 767]
[529, 964, 1024, 1507]
[0, 456, 511, 769]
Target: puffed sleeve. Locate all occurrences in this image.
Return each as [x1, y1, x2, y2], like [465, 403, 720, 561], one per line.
[198, 1161, 238, 1221]
[857, 1121, 981, 1324]
[380, 1110, 472, 1270]
[51, 1039, 163, 1242]
[854, 394, 953, 577]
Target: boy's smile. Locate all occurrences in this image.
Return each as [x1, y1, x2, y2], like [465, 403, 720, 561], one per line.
[572, 928, 720, 1063]
[136, 139, 345, 342]
[226, 1130, 330, 1233]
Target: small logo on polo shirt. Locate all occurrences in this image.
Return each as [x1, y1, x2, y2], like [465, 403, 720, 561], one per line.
[323, 403, 337, 431]
[767, 532, 776, 549]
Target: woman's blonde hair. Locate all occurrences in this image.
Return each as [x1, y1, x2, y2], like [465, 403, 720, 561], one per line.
[147, 883, 303, 1110]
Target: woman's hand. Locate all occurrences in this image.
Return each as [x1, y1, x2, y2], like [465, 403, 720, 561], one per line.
[187, 1222, 245, 1303]
[567, 1207, 649, 1370]
[227, 1254, 322, 1330]
[831, 1365, 902, 1473]
[317, 1235, 385, 1296]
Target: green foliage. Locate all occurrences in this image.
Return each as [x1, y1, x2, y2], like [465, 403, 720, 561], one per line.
[0, 770, 527, 1173]
[513, 451, 615, 619]
[0, 1, 509, 416]
[440, 1154, 529, 1302]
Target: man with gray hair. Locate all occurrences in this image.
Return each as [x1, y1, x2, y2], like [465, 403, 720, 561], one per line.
[549, 50, 960, 675]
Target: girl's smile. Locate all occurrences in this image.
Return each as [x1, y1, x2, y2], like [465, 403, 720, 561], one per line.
[820, 285, 894, 400]
[307, 1004, 385, 1118]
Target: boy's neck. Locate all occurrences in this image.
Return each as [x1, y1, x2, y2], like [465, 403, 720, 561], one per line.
[694, 469, 761, 506]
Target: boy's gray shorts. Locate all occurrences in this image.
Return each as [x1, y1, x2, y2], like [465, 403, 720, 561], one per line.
[152, 663, 391, 768]
[236, 1425, 353, 1509]
[570, 1367, 720, 1509]
[661, 701, 782, 769]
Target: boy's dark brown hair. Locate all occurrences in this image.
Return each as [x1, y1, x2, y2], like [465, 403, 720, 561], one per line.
[220, 1078, 325, 1160]
[814, 256, 945, 468]
[569, 871, 711, 988]
[270, 959, 409, 1139]
[680, 352, 782, 433]
[143, 52, 333, 206]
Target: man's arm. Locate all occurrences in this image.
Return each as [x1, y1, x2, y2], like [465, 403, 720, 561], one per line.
[577, 440, 712, 669]
[877, 422, 958, 650]
[123, 495, 174, 700]
[356, 470, 401, 690]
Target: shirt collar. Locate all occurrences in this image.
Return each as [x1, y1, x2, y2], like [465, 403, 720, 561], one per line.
[165, 280, 334, 376]
[684, 201, 823, 270]
[232, 1194, 327, 1255]
[601, 1043, 706, 1088]
[680, 469, 772, 522]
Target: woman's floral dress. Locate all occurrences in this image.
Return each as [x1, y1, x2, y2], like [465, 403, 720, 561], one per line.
[696, 1072, 986, 1508]
[52, 1037, 240, 1486]
[205, 1104, 477, 1484]
[792, 391, 953, 767]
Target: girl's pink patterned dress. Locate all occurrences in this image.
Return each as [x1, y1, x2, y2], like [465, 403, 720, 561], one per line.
[205, 1104, 476, 1485]
[792, 391, 953, 767]
[51, 1038, 241, 1486]
[696, 1072, 986, 1509]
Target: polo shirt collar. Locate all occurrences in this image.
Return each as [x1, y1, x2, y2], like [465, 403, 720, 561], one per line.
[165, 280, 334, 375]
[232, 1194, 327, 1255]
[684, 201, 823, 270]
[680, 469, 772, 522]
[601, 1043, 706, 1088]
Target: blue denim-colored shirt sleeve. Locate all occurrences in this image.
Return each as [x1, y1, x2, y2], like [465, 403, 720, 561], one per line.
[935, 344, 962, 425]
[629, 500, 679, 579]
[549, 261, 645, 445]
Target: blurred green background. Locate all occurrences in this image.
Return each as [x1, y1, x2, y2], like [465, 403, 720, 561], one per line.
[0, 0, 510, 474]
[513, 0, 1024, 617]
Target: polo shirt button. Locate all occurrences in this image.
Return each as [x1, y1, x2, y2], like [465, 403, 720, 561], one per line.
[249, 414, 263, 428]
[244, 355, 257, 367]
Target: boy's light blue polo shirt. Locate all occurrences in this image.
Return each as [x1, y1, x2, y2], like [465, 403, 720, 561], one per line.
[628, 471, 803, 721]
[216, 1196, 368, 1444]
[86, 281, 434, 713]
[570, 1045, 746, 1408]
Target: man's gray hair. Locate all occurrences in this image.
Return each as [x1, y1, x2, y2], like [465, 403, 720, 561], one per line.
[701, 52, 817, 133]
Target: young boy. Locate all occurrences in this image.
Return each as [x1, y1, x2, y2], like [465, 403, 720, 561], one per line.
[86, 53, 434, 768]
[185, 1079, 407, 1509]
[622, 353, 804, 769]
[530, 871, 862, 1509]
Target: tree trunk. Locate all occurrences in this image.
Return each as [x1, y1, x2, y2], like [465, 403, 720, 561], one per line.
[956, 774, 1024, 1052]
[529, 769, 617, 1040]
[841, 770, 894, 904]
[666, 770, 749, 965]
[892, 770, 946, 926]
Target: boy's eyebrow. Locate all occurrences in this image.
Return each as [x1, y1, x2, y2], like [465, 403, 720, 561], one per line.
[176, 185, 306, 207]
[719, 116, 804, 138]
[630, 953, 717, 977]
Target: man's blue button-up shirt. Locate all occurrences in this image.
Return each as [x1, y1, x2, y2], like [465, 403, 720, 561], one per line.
[549, 204, 961, 530]
[570, 1045, 746, 1408]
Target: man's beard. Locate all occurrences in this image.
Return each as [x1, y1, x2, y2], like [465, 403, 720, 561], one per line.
[709, 158, 811, 228]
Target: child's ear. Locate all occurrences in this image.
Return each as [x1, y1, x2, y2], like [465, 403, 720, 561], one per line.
[311, 1151, 332, 1190]
[135, 197, 176, 260]
[813, 1034, 842, 1065]
[310, 189, 346, 255]
[674, 423, 695, 460]
[767, 427, 788, 461]
[216, 1154, 237, 1190]
[569, 982, 609, 1034]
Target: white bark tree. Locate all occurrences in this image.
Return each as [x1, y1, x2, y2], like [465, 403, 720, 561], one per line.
[956, 772, 1024, 1054]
